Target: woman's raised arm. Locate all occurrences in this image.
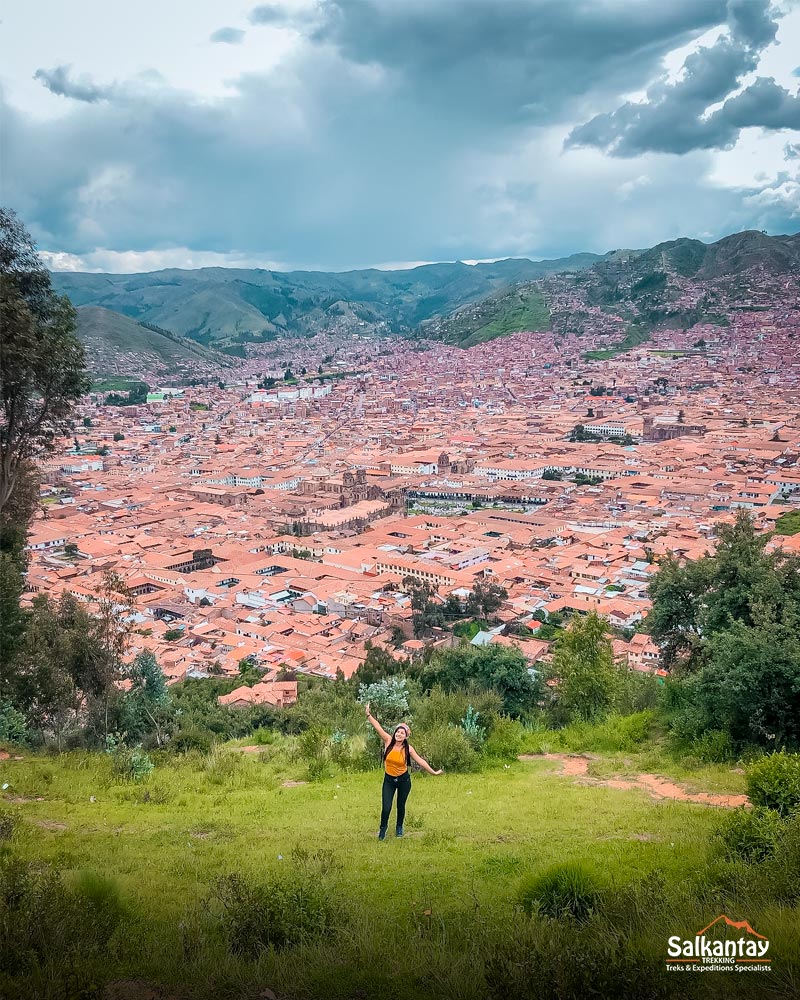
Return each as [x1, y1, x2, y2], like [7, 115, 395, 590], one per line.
[364, 701, 391, 744]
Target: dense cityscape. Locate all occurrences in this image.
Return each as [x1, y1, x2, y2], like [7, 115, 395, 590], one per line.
[29, 268, 800, 707]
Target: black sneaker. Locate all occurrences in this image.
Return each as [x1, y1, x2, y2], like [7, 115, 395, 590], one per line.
[396, 825, 404, 837]
[378, 827, 387, 840]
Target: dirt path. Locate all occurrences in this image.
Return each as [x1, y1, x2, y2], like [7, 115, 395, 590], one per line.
[519, 753, 749, 809]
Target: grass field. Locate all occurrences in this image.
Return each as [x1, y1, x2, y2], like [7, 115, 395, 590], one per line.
[774, 509, 800, 536]
[3, 738, 798, 999]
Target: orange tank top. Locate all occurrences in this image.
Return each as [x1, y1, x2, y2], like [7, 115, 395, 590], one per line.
[384, 744, 408, 777]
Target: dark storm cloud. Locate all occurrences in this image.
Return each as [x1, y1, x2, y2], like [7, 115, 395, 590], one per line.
[566, 0, 791, 156]
[33, 65, 116, 103]
[12, 0, 799, 269]
[301, 0, 730, 125]
[209, 27, 246, 44]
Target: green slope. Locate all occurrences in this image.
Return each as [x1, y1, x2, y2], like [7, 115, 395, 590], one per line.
[51, 253, 599, 344]
[423, 283, 551, 347]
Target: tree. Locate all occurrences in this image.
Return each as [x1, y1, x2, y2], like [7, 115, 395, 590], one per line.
[0, 208, 90, 514]
[113, 432, 125, 441]
[122, 651, 172, 747]
[549, 611, 619, 723]
[83, 416, 92, 428]
[465, 579, 508, 619]
[416, 644, 539, 717]
[648, 510, 800, 749]
[677, 409, 685, 424]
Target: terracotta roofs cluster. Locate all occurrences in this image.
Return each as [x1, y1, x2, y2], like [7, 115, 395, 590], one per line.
[28, 294, 800, 689]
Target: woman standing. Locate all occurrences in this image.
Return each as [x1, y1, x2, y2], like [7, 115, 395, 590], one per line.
[365, 701, 443, 840]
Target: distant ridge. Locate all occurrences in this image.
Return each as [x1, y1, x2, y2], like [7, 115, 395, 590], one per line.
[52, 228, 800, 355]
[51, 253, 603, 347]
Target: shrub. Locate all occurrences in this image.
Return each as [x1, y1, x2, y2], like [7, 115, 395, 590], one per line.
[0, 858, 126, 978]
[516, 862, 601, 921]
[203, 748, 242, 785]
[0, 807, 22, 842]
[411, 686, 503, 732]
[746, 751, 800, 817]
[756, 811, 800, 904]
[0, 699, 30, 746]
[690, 728, 735, 763]
[105, 733, 154, 782]
[414, 724, 478, 773]
[714, 806, 784, 862]
[460, 705, 487, 749]
[482, 717, 525, 761]
[168, 727, 214, 755]
[211, 865, 339, 956]
[250, 726, 275, 746]
[358, 677, 410, 720]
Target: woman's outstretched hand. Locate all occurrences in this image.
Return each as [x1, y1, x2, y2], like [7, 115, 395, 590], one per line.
[365, 701, 371, 716]
[432, 768, 444, 775]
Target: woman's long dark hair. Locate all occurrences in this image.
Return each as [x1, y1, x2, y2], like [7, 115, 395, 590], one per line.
[382, 725, 411, 767]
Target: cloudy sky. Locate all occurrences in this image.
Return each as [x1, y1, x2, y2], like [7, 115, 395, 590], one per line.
[2, 0, 800, 272]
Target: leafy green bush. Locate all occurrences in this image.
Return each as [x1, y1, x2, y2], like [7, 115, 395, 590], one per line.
[746, 751, 800, 816]
[0, 699, 30, 746]
[690, 728, 735, 763]
[714, 806, 784, 862]
[250, 726, 275, 745]
[516, 862, 601, 921]
[358, 677, 410, 720]
[297, 726, 332, 781]
[482, 717, 525, 761]
[414, 724, 478, 773]
[105, 733, 154, 781]
[211, 861, 340, 955]
[168, 726, 214, 754]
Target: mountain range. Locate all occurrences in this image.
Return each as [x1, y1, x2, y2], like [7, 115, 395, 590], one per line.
[52, 252, 600, 352]
[53, 229, 800, 369]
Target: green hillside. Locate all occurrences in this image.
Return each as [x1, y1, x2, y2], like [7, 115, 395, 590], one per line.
[51, 253, 601, 345]
[75, 305, 223, 372]
[424, 284, 551, 347]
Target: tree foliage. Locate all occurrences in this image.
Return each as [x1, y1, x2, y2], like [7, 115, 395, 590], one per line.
[549, 611, 619, 723]
[649, 510, 800, 749]
[0, 208, 90, 514]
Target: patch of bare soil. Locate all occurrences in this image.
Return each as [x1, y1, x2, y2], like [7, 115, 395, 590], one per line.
[32, 819, 67, 831]
[520, 753, 749, 808]
[3, 795, 45, 803]
[281, 780, 307, 788]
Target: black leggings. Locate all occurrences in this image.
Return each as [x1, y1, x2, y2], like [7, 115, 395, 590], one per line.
[380, 771, 411, 829]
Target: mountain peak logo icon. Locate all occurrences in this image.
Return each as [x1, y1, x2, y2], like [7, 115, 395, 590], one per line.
[696, 915, 767, 940]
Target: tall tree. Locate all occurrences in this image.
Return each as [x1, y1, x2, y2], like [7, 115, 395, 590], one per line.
[550, 611, 619, 723]
[0, 207, 90, 514]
